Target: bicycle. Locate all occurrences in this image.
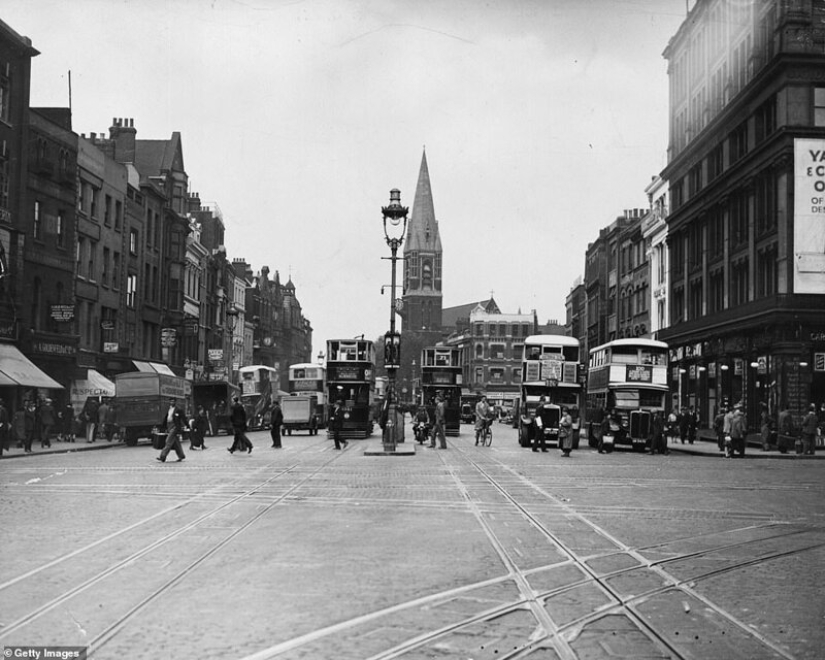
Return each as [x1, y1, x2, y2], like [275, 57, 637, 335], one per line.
[477, 417, 493, 447]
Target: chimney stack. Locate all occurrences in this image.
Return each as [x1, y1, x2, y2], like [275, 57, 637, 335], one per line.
[109, 116, 137, 163]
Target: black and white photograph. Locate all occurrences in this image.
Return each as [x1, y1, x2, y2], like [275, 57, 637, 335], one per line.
[1, 1, 824, 658]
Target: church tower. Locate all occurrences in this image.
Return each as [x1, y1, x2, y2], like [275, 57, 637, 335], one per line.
[402, 150, 443, 331]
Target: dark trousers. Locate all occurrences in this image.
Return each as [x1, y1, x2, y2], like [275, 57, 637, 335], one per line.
[270, 424, 282, 448]
[159, 430, 185, 461]
[532, 429, 547, 452]
[230, 426, 252, 452]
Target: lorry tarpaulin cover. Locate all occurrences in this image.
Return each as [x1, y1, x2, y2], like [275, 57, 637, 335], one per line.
[0, 343, 63, 389]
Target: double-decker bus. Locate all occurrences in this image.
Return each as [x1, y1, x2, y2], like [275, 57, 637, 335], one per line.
[326, 339, 375, 439]
[283, 363, 328, 434]
[238, 364, 279, 430]
[585, 338, 669, 451]
[518, 335, 582, 447]
[420, 346, 462, 436]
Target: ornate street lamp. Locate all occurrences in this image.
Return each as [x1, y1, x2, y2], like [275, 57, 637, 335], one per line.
[381, 188, 408, 451]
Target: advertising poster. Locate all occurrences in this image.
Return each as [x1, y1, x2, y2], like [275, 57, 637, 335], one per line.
[794, 138, 825, 293]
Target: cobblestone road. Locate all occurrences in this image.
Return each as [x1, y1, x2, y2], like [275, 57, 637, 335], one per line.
[1, 422, 823, 660]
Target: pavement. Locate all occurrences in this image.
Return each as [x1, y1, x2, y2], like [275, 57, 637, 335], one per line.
[2, 427, 824, 459]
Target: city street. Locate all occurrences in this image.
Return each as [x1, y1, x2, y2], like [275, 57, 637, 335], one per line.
[1, 421, 824, 660]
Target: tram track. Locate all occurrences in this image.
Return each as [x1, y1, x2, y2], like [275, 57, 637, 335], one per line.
[0, 442, 348, 649]
[453, 441, 804, 659]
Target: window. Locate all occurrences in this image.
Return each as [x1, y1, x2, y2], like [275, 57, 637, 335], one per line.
[33, 200, 42, 239]
[104, 194, 112, 226]
[126, 273, 137, 307]
[755, 169, 777, 236]
[815, 88, 825, 127]
[115, 200, 122, 230]
[129, 229, 138, 255]
[0, 159, 9, 211]
[76, 236, 83, 274]
[475, 323, 483, 337]
[729, 121, 748, 163]
[708, 206, 724, 260]
[102, 247, 110, 286]
[474, 367, 483, 383]
[56, 210, 65, 248]
[490, 368, 504, 383]
[755, 96, 776, 143]
[512, 344, 523, 360]
[709, 269, 724, 315]
[708, 143, 724, 181]
[475, 344, 483, 359]
[112, 251, 120, 290]
[689, 278, 703, 319]
[0, 71, 9, 123]
[688, 161, 702, 197]
[146, 207, 152, 247]
[512, 367, 521, 384]
[730, 190, 749, 248]
[88, 240, 96, 281]
[489, 343, 505, 359]
[757, 245, 778, 298]
[731, 258, 749, 307]
[144, 263, 151, 298]
[90, 188, 98, 219]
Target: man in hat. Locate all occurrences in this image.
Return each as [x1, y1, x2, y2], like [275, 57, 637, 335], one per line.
[728, 403, 746, 458]
[157, 398, 186, 462]
[330, 398, 347, 450]
[800, 403, 820, 456]
[430, 391, 447, 449]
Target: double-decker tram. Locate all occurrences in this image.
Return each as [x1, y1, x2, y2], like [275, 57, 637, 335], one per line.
[325, 339, 375, 439]
[518, 335, 582, 447]
[238, 364, 279, 429]
[420, 346, 462, 436]
[585, 338, 669, 451]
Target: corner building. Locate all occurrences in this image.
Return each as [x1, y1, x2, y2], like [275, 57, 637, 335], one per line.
[660, 0, 825, 427]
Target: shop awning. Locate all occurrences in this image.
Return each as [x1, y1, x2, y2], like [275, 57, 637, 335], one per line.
[0, 343, 64, 389]
[71, 369, 115, 399]
[132, 360, 176, 376]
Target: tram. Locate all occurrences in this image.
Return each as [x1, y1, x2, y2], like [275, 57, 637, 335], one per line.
[238, 364, 279, 430]
[518, 335, 582, 448]
[585, 338, 669, 451]
[325, 339, 375, 439]
[420, 346, 462, 436]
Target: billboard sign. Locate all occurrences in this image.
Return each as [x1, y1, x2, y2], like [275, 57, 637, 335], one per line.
[794, 139, 825, 293]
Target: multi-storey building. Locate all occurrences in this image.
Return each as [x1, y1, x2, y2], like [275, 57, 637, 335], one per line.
[0, 20, 38, 347]
[565, 276, 586, 348]
[23, 107, 78, 390]
[660, 0, 825, 427]
[642, 176, 670, 338]
[617, 209, 651, 343]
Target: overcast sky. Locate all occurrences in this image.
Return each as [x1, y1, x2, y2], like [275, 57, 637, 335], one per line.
[7, 0, 689, 352]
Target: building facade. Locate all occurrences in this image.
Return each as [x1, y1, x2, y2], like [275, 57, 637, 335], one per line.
[660, 0, 825, 427]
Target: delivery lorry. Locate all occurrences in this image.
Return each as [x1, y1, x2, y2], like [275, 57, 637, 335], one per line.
[281, 394, 320, 435]
[114, 372, 190, 445]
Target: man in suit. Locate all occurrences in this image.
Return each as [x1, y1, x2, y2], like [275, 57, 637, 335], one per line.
[228, 396, 252, 454]
[157, 398, 187, 463]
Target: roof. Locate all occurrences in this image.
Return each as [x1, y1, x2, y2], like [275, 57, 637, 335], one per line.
[404, 150, 442, 254]
[134, 132, 184, 177]
[441, 298, 499, 329]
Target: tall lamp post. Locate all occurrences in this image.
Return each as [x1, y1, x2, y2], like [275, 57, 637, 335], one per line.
[381, 188, 408, 451]
[226, 305, 239, 384]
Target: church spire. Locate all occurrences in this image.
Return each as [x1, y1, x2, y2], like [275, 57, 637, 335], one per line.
[405, 149, 442, 254]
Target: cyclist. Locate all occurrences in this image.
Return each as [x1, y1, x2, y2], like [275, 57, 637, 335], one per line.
[474, 395, 491, 446]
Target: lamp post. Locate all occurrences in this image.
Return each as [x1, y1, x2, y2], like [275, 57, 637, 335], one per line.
[226, 305, 239, 384]
[381, 188, 408, 451]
